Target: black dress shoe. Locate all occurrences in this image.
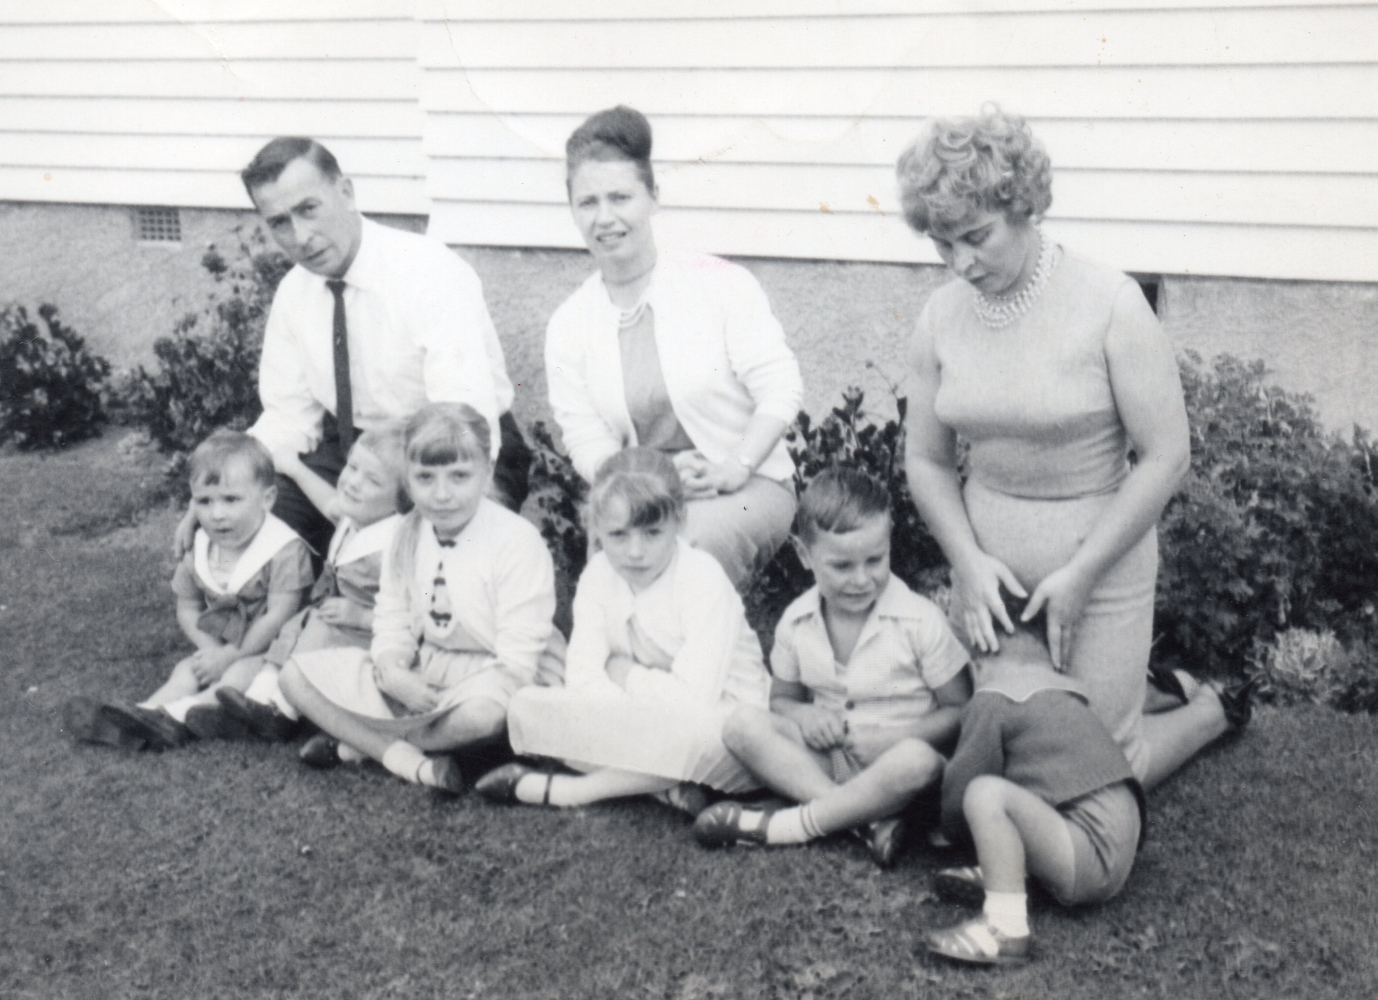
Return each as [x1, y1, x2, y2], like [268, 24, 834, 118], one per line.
[1214, 676, 1257, 730]
[299, 733, 341, 769]
[216, 687, 298, 742]
[475, 762, 541, 804]
[62, 697, 146, 750]
[184, 704, 251, 741]
[1147, 663, 1190, 703]
[99, 701, 193, 750]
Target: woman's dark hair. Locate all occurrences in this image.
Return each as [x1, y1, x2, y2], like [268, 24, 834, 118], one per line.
[565, 105, 656, 195]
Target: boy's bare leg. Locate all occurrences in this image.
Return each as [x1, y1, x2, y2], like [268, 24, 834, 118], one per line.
[722, 706, 837, 803]
[808, 738, 943, 834]
[962, 775, 1077, 899]
[724, 707, 941, 833]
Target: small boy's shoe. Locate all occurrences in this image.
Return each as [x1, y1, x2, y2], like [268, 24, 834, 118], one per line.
[99, 702, 192, 750]
[299, 734, 341, 769]
[864, 815, 907, 869]
[693, 801, 774, 848]
[934, 865, 986, 908]
[62, 697, 146, 750]
[183, 704, 250, 741]
[216, 687, 298, 742]
[927, 915, 1031, 967]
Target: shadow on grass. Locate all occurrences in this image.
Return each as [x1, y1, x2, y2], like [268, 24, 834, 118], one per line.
[3, 437, 1376, 1000]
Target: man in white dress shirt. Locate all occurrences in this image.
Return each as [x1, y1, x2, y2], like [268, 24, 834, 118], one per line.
[239, 137, 530, 555]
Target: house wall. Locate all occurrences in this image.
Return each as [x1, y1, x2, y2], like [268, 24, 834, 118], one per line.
[420, 0, 1378, 282]
[0, 0, 427, 215]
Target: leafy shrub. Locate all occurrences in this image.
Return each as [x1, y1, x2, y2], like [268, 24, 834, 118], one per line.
[1247, 627, 1378, 713]
[0, 304, 110, 450]
[120, 227, 290, 459]
[746, 384, 947, 638]
[527, 419, 590, 593]
[1156, 352, 1378, 678]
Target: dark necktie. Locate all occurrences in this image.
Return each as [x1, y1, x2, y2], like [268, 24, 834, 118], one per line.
[326, 279, 354, 451]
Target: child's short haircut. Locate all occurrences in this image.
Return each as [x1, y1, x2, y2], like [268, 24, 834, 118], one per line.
[404, 403, 491, 469]
[795, 466, 891, 545]
[189, 430, 275, 489]
[589, 447, 685, 529]
[353, 420, 412, 513]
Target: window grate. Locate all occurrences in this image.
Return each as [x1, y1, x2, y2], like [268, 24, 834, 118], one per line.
[136, 207, 182, 243]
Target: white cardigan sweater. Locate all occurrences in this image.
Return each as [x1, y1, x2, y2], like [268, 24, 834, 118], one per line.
[545, 251, 804, 484]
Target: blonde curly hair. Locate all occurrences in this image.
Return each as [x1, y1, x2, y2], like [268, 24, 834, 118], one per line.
[896, 106, 1053, 234]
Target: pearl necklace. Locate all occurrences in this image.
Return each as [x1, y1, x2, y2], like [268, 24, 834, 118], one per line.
[972, 230, 1058, 329]
[617, 295, 651, 328]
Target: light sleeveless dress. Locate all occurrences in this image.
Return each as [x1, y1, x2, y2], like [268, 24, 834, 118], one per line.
[924, 248, 1163, 780]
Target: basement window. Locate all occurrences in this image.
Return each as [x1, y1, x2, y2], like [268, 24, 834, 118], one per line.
[136, 206, 182, 243]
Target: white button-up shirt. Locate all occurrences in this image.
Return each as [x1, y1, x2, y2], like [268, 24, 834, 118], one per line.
[250, 217, 514, 460]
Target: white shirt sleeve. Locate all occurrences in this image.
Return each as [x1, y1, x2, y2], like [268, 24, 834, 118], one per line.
[250, 278, 325, 457]
[545, 300, 625, 483]
[563, 558, 621, 693]
[411, 255, 504, 461]
[488, 526, 559, 686]
[369, 523, 417, 664]
[623, 561, 743, 706]
[719, 265, 803, 425]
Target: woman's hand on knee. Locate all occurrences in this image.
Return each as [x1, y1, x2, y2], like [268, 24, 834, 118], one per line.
[952, 552, 1025, 653]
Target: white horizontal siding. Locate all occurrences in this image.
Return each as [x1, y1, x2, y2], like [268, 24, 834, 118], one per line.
[428, 8, 1378, 68]
[0, 1, 427, 214]
[420, 3, 1378, 281]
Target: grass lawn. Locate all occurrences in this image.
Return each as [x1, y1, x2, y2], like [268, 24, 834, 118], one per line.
[4, 435, 1377, 1000]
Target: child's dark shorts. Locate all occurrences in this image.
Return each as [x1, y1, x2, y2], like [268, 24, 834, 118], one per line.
[1055, 779, 1141, 906]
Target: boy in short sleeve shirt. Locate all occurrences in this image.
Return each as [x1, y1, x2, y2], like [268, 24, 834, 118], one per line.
[696, 468, 971, 866]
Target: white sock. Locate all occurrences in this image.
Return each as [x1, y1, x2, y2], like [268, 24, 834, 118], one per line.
[515, 773, 551, 805]
[338, 742, 366, 764]
[983, 891, 1030, 938]
[244, 668, 300, 721]
[1175, 669, 1202, 702]
[765, 804, 823, 845]
[381, 740, 426, 784]
[160, 696, 200, 723]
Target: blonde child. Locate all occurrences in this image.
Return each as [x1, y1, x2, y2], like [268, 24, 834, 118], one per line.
[476, 447, 771, 812]
[64, 431, 313, 750]
[925, 592, 1146, 967]
[277, 403, 560, 794]
[694, 467, 972, 866]
[210, 422, 410, 745]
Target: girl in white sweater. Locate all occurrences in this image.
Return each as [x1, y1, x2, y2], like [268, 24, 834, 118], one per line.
[478, 448, 770, 812]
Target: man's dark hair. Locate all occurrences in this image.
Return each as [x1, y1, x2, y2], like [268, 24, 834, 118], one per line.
[241, 137, 342, 197]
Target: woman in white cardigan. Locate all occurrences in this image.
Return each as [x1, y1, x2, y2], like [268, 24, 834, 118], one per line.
[545, 105, 805, 592]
